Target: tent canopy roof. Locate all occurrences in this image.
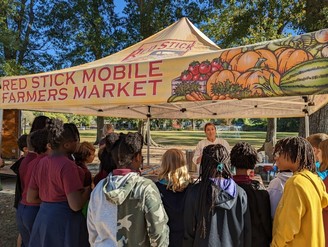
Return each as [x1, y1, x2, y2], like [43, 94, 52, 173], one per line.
[1, 18, 328, 119]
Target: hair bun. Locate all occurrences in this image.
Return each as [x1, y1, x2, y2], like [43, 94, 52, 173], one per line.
[124, 132, 143, 153]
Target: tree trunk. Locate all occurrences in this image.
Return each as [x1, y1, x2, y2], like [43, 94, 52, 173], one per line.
[94, 116, 104, 145]
[141, 119, 161, 147]
[299, 104, 328, 137]
[258, 118, 276, 162]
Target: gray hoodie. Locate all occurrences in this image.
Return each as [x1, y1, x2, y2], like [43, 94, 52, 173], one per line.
[267, 171, 293, 219]
[87, 172, 169, 247]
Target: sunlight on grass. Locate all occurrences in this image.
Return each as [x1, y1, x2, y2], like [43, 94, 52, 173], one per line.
[80, 130, 297, 149]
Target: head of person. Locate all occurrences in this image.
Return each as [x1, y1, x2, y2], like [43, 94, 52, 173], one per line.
[158, 148, 191, 192]
[273, 136, 315, 173]
[116, 132, 143, 171]
[99, 132, 123, 173]
[47, 119, 79, 155]
[74, 141, 96, 164]
[64, 123, 80, 142]
[28, 115, 50, 151]
[231, 142, 258, 170]
[30, 115, 50, 133]
[204, 123, 216, 142]
[306, 133, 328, 161]
[200, 144, 232, 180]
[17, 134, 28, 155]
[102, 124, 114, 137]
[29, 129, 50, 155]
[318, 139, 328, 171]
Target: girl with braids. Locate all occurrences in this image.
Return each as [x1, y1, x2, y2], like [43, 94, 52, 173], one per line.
[183, 144, 251, 247]
[271, 137, 328, 247]
[87, 132, 169, 246]
[155, 148, 192, 247]
[231, 142, 272, 247]
[27, 119, 90, 247]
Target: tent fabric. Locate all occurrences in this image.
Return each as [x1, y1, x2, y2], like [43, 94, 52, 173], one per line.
[1, 18, 328, 119]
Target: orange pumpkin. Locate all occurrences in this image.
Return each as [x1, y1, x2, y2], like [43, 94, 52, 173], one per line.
[206, 70, 241, 97]
[236, 59, 280, 95]
[315, 29, 328, 43]
[229, 49, 278, 73]
[275, 48, 313, 74]
[219, 48, 242, 63]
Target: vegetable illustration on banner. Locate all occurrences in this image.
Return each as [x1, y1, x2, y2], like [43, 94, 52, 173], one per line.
[167, 29, 328, 102]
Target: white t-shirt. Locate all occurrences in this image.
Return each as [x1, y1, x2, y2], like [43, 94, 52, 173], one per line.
[192, 138, 230, 165]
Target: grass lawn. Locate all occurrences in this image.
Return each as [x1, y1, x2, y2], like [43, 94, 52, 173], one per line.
[80, 129, 297, 149]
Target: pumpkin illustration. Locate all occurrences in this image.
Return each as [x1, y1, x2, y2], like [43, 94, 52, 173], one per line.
[236, 58, 281, 95]
[206, 70, 241, 97]
[219, 48, 242, 63]
[274, 47, 313, 74]
[229, 49, 278, 73]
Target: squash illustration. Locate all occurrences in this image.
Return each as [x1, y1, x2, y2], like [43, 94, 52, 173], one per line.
[274, 47, 313, 74]
[229, 49, 278, 73]
[279, 58, 328, 95]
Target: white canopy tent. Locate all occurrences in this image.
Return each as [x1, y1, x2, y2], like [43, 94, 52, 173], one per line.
[1, 18, 328, 163]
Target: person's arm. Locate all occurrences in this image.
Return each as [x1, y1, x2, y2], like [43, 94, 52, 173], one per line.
[67, 186, 91, 212]
[271, 180, 304, 247]
[192, 141, 203, 165]
[144, 183, 169, 246]
[87, 191, 97, 247]
[183, 186, 197, 247]
[26, 188, 42, 203]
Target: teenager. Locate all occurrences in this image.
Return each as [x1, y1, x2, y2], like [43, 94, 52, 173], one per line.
[156, 148, 192, 247]
[271, 137, 328, 247]
[183, 144, 251, 247]
[88, 132, 169, 246]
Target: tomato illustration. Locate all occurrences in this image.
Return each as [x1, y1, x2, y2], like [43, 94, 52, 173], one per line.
[181, 70, 193, 81]
[199, 60, 212, 74]
[211, 58, 223, 70]
[188, 61, 200, 75]
[199, 74, 208, 81]
[193, 73, 200, 81]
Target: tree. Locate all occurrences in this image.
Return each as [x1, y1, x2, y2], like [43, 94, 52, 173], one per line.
[202, 0, 328, 142]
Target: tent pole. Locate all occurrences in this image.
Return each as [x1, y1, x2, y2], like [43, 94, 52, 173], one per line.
[146, 106, 151, 167]
[273, 118, 277, 145]
[305, 113, 310, 138]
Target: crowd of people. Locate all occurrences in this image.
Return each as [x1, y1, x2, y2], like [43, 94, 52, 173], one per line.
[8, 119, 328, 246]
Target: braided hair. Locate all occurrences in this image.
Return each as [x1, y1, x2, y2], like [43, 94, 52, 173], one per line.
[231, 142, 258, 170]
[198, 144, 231, 238]
[273, 136, 316, 172]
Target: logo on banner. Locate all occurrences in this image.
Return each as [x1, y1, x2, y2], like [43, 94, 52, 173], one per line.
[122, 39, 195, 62]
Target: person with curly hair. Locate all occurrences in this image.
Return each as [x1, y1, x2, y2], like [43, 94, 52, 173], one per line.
[183, 144, 251, 247]
[74, 141, 95, 187]
[231, 142, 272, 247]
[156, 148, 192, 247]
[87, 132, 169, 246]
[271, 137, 328, 247]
